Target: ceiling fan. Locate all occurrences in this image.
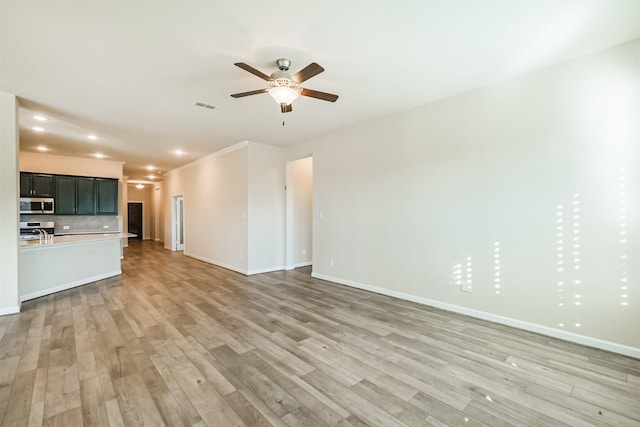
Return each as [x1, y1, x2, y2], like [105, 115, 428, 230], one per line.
[231, 58, 339, 113]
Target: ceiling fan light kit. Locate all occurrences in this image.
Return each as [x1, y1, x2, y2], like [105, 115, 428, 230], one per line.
[231, 58, 338, 113]
[268, 78, 302, 105]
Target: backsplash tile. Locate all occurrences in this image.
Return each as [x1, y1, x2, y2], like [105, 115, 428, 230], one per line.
[21, 215, 120, 234]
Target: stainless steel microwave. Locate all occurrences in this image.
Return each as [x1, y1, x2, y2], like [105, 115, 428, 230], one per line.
[20, 197, 55, 214]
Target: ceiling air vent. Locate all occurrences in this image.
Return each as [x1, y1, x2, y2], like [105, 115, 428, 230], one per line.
[194, 101, 216, 110]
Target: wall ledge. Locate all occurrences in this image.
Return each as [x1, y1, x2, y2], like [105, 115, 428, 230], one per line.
[312, 272, 640, 359]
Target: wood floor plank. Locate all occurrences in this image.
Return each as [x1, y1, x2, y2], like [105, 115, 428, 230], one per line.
[1, 240, 638, 427]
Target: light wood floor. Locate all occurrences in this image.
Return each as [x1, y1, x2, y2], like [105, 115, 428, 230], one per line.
[1, 241, 639, 426]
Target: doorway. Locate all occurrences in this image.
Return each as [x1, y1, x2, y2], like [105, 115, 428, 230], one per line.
[127, 202, 143, 240]
[285, 156, 313, 270]
[172, 195, 184, 251]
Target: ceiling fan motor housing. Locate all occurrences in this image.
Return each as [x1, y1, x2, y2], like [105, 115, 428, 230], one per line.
[276, 58, 291, 71]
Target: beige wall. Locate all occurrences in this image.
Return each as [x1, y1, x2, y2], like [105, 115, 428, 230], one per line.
[127, 184, 153, 240]
[152, 182, 164, 242]
[0, 92, 20, 315]
[20, 151, 123, 179]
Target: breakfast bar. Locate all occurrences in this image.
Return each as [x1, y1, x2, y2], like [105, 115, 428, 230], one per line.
[19, 233, 133, 302]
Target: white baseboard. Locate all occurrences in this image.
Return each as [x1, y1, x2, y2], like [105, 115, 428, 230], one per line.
[184, 252, 285, 276]
[0, 305, 21, 316]
[247, 265, 286, 275]
[311, 272, 640, 359]
[185, 252, 248, 275]
[19, 270, 122, 302]
[285, 262, 312, 270]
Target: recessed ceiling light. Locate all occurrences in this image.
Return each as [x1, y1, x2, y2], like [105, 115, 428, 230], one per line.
[37, 146, 48, 151]
[32, 126, 45, 132]
[94, 153, 104, 159]
[174, 150, 183, 156]
[33, 115, 48, 121]
[147, 165, 155, 171]
[88, 135, 97, 140]
[148, 175, 156, 179]
[136, 183, 144, 189]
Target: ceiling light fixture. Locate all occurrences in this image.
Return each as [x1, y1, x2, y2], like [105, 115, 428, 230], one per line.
[268, 78, 302, 106]
[136, 183, 144, 189]
[175, 150, 183, 156]
[148, 175, 156, 179]
[37, 146, 48, 151]
[95, 153, 104, 158]
[88, 134, 98, 140]
[33, 115, 48, 121]
[147, 165, 155, 171]
[32, 126, 45, 132]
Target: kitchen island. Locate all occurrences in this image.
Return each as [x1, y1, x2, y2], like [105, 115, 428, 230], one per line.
[19, 232, 134, 301]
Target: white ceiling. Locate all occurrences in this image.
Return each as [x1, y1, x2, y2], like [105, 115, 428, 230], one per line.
[1, 1, 639, 183]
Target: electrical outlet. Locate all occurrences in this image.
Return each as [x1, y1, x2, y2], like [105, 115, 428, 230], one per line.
[330, 258, 334, 267]
[63, 225, 70, 230]
[302, 249, 306, 255]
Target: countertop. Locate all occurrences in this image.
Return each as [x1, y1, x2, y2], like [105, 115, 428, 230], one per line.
[20, 232, 135, 250]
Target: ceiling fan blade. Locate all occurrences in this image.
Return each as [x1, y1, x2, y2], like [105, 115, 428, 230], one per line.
[281, 104, 293, 113]
[300, 88, 339, 102]
[230, 88, 268, 98]
[234, 62, 271, 81]
[292, 63, 324, 83]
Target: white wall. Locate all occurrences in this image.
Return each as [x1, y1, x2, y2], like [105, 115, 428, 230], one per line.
[286, 156, 313, 269]
[247, 142, 286, 273]
[163, 142, 249, 273]
[0, 92, 20, 315]
[162, 141, 286, 275]
[299, 41, 639, 356]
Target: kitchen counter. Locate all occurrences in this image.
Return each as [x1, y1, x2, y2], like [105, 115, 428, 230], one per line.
[19, 232, 135, 302]
[20, 232, 134, 250]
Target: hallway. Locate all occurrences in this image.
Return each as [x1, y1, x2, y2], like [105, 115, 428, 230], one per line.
[1, 241, 639, 426]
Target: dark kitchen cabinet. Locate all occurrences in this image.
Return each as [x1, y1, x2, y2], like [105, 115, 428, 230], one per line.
[55, 176, 95, 215]
[76, 178, 96, 215]
[20, 172, 55, 197]
[95, 178, 118, 215]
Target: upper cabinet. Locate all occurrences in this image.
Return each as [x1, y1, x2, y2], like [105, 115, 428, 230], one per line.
[20, 172, 55, 197]
[55, 176, 96, 215]
[54, 175, 119, 216]
[95, 178, 118, 215]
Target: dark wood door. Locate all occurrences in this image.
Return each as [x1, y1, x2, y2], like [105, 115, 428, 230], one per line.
[128, 202, 143, 240]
